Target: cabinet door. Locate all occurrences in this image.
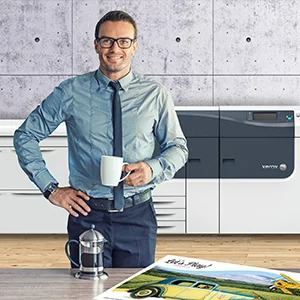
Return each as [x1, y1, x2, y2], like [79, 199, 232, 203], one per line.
[153, 197, 185, 209]
[187, 179, 219, 233]
[157, 221, 185, 234]
[0, 147, 68, 189]
[0, 192, 68, 233]
[155, 209, 185, 221]
[220, 137, 294, 178]
[152, 179, 185, 196]
[187, 138, 219, 178]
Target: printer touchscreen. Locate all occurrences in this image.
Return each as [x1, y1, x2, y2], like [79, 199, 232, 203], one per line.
[253, 112, 277, 120]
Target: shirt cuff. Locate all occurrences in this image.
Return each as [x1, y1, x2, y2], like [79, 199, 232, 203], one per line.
[34, 169, 59, 193]
[144, 158, 162, 181]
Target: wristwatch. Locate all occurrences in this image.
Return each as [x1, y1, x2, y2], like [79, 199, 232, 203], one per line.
[43, 182, 59, 199]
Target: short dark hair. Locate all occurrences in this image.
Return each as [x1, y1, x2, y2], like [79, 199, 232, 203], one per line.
[94, 10, 137, 40]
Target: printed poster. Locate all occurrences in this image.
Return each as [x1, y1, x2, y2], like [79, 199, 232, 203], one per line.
[94, 255, 300, 299]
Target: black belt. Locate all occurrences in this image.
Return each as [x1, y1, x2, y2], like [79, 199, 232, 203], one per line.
[88, 189, 151, 212]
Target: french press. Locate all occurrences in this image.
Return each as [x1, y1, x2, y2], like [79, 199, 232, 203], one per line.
[65, 224, 108, 280]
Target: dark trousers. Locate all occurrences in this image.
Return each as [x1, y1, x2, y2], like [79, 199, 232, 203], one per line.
[67, 198, 157, 268]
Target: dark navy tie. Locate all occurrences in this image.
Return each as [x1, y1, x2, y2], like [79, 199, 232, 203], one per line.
[109, 81, 124, 210]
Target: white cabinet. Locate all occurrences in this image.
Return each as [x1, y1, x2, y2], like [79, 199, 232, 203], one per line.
[0, 143, 69, 233]
[152, 179, 186, 234]
[0, 122, 69, 234]
[153, 196, 186, 234]
[0, 192, 68, 233]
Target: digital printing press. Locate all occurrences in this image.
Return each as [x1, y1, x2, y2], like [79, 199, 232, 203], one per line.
[1, 107, 299, 234]
[165, 106, 300, 234]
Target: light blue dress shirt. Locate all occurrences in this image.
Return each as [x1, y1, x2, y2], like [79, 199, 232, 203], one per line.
[13, 69, 188, 198]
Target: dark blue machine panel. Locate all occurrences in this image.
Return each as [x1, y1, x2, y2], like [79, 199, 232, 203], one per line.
[177, 110, 219, 138]
[153, 109, 295, 180]
[152, 110, 220, 179]
[178, 110, 219, 179]
[220, 110, 295, 178]
[187, 137, 219, 178]
[220, 137, 294, 178]
[220, 110, 294, 137]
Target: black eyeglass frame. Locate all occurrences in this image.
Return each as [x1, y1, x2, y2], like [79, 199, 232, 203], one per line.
[96, 37, 137, 49]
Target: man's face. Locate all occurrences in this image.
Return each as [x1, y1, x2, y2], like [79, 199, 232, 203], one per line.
[94, 21, 137, 78]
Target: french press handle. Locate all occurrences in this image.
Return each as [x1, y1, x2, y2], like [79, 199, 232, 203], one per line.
[65, 239, 80, 268]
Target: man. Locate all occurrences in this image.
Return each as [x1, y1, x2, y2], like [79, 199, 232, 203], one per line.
[14, 10, 188, 268]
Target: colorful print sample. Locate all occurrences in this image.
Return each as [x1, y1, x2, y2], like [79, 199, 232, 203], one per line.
[94, 255, 300, 300]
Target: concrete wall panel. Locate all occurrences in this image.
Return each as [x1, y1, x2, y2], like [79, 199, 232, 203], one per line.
[214, 76, 300, 105]
[214, 0, 300, 74]
[0, 76, 70, 119]
[2, 1, 300, 118]
[0, 0, 72, 75]
[73, 0, 212, 75]
[151, 76, 213, 106]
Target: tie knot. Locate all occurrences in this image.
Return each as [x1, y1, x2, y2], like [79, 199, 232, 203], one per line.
[109, 80, 121, 91]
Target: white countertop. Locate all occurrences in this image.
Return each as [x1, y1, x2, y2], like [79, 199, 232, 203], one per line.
[0, 120, 67, 136]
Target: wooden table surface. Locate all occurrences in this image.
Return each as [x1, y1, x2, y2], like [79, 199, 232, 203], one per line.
[0, 268, 140, 300]
[0, 268, 300, 300]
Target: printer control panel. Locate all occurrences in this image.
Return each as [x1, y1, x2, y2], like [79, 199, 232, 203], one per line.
[246, 111, 294, 122]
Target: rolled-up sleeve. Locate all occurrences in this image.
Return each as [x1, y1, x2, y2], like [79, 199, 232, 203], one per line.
[13, 82, 70, 192]
[145, 87, 188, 184]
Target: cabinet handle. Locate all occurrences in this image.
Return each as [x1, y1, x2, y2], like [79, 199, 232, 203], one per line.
[188, 158, 201, 161]
[156, 213, 176, 216]
[40, 149, 55, 152]
[153, 200, 176, 203]
[11, 192, 41, 195]
[222, 158, 235, 164]
[157, 225, 176, 228]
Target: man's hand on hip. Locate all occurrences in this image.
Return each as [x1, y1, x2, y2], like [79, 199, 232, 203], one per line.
[123, 162, 152, 186]
[48, 187, 91, 217]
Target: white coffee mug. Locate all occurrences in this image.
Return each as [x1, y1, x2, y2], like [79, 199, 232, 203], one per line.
[100, 155, 131, 186]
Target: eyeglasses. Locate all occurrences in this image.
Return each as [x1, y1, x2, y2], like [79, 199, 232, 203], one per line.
[96, 37, 136, 49]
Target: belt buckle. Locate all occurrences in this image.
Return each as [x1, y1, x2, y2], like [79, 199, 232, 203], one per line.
[108, 208, 124, 213]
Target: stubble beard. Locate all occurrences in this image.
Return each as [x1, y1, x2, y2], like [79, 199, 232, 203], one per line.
[105, 64, 123, 73]
[102, 58, 129, 74]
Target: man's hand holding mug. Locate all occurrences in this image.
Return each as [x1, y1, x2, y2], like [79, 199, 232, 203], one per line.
[100, 155, 152, 187]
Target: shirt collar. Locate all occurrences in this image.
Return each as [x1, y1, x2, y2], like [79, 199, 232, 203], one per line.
[95, 68, 133, 92]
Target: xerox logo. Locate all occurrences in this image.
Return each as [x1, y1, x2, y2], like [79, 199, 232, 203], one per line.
[261, 164, 278, 169]
[261, 163, 287, 171]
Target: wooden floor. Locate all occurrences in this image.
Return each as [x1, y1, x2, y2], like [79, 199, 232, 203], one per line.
[1, 234, 300, 269]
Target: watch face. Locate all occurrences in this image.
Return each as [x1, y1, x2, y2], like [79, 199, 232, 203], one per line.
[48, 183, 57, 193]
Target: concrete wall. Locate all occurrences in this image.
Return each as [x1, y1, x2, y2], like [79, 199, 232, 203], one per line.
[1, 0, 300, 118]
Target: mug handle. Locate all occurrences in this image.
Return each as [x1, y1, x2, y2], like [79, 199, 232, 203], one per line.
[119, 162, 132, 182]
